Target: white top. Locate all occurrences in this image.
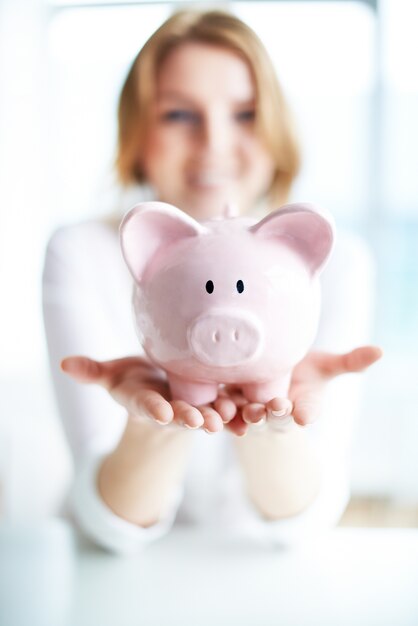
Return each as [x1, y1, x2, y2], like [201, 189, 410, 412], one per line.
[42, 215, 375, 554]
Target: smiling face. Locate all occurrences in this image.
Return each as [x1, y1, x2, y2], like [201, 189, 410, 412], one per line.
[141, 42, 276, 219]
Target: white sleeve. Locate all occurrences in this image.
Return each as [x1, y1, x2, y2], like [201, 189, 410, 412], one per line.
[42, 222, 182, 553]
[70, 453, 183, 555]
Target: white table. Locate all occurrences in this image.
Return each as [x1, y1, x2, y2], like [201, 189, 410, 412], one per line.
[1, 520, 417, 626]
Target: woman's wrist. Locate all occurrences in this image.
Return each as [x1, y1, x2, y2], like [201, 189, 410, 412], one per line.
[97, 415, 192, 527]
[234, 427, 322, 520]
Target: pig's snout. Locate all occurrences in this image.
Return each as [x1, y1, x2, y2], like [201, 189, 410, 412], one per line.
[188, 309, 263, 367]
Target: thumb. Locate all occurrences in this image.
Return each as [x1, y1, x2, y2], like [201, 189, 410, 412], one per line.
[315, 345, 383, 379]
[61, 356, 103, 383]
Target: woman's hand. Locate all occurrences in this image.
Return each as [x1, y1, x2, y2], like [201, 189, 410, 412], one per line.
[222, 345, 383, 431]
[61, 345, 382, 436]
[285, 345, 383, 425]
[60, 355, 238, 433]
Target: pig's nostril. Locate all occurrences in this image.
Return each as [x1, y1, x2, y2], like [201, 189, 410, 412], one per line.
[212, 331, 220, 343]
[233, 330, 239, 341]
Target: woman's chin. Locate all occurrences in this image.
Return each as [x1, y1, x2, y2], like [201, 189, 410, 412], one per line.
[182, 191, 240, 220]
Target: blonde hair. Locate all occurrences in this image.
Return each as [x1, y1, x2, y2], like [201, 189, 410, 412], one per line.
[116, 10, 300, 208]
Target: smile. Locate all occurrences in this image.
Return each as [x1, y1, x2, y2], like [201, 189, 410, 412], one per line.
[189, 172, 234, 189]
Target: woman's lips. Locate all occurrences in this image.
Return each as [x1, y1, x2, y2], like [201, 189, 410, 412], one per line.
[188, 171, 234, 190]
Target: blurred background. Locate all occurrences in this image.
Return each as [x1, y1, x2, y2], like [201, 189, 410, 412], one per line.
[0, 0, 417, 524]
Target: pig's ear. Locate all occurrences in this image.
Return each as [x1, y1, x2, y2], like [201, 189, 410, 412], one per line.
[249, 202, 335, 275]
[120, 202, 206, 282]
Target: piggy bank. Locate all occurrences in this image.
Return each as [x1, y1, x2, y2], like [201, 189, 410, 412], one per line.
[120, 202, 334, 406]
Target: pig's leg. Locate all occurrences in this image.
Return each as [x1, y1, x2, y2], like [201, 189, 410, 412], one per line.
[168, 372, 218, 406]
[241, 375, 291, 404]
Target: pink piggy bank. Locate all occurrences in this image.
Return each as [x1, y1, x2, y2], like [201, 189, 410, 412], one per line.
[120, 202, 335, 406]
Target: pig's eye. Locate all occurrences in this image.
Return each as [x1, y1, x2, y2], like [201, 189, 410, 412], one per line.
[205, 280, 214, 294]
[236, 280, 244, 294]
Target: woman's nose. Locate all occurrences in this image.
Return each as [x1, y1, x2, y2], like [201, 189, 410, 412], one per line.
[197, 113, 233, 158]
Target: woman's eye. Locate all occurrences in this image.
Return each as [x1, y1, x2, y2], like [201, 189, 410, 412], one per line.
[162, 110, 198, 123]
[235, 109, 256, 123]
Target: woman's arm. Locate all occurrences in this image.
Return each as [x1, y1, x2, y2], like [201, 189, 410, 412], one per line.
[42, 224, 194, 551]
[231, 232, 382, 521]
[60, 354, 230, 527]
[232, 347, 382, 520]
[98, 418, 191, 527]
[43, 223, 236, 549]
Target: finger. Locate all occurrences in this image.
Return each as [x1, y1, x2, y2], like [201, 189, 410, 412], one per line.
[170, 400, 205, 429]
[242, 403, 266, 424]
[315, 346, 383, 379]
[61, 355, 161, 388]
[291, 386, 324, 426]
[61, 356, 103, 383]
[129, 388, 174, 425]
[225, 413, 249, 437]
[198, 406, 224, 433]
[265, 397, 293, 416]
[213, 396, 237, 423]
[344, 345, 383, 372]
[265, 397, 293, 427]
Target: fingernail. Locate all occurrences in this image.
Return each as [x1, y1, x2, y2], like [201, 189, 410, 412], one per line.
[251, 418, 266, 429]
[271, 409, 287, 418]
[155, 418, 169, 425]
[204, 428, 215, 435]
[243, 411, 266, 425]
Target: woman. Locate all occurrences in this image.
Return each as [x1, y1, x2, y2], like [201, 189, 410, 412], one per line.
[43, 10, 381, 554]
